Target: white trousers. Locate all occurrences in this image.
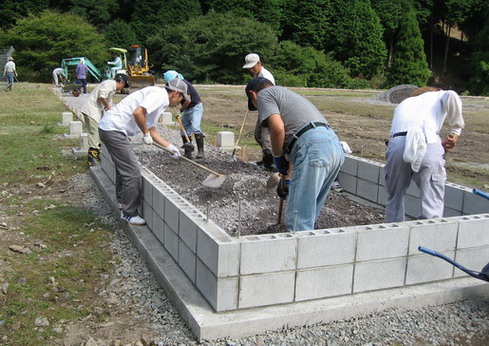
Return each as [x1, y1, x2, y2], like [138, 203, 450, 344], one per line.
[384, 136, 446, 222]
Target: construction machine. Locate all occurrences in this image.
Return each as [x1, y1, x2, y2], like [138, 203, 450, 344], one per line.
[107, 46, 155, 90]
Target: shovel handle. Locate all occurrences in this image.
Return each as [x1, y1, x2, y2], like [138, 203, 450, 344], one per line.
[153, 142, 223, 177]
[176, 114, 191, 142]
[232, 109, 249, 157]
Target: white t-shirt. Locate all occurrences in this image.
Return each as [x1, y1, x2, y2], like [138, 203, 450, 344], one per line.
[99, 86, 169, 136]
[4, 61, 16, 73]
[390, 90, 464, 143]
[81, 80, 117, 122]
[258, 66, 275, 85]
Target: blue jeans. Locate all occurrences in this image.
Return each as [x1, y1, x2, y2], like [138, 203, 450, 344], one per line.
[181, 103, 203, 136]
[78, 78, 87, 94]
[6, 72, 14, 86]
[286, 126, 345, 231]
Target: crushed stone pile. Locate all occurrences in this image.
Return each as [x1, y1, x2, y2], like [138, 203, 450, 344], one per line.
[374, 84, 419, 104]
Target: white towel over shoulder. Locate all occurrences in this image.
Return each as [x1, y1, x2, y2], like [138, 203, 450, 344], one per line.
[403, 127, 427, 172]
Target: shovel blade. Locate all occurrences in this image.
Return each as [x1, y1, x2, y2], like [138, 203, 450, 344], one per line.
[202, 174, 226, 188]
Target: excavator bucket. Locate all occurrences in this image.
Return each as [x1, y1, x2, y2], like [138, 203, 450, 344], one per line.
[128, 75, 155, 89]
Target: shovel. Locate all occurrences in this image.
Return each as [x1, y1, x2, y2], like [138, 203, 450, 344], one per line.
[176, 114, 195, 152]
[418, 246, 489, 282]
[153, 142, 226, 188]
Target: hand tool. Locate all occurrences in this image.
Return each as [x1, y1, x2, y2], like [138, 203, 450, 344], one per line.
[231, 109, 249, 158]
[418, 246, 489, 282]
[176, 113, 195, 152]
[277, 175, 285, 224]
[153, 142, 226, 188]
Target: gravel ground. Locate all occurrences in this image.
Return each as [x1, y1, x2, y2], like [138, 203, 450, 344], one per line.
[60, 91, 489, 345]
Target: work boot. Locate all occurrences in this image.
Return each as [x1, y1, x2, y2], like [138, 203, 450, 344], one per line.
[195, 133, 205, 159]
[87, 147, 100, 166]
[181, 136, 193, 159]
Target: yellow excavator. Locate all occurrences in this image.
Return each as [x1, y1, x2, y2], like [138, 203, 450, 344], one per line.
[107, 46, 155, 90]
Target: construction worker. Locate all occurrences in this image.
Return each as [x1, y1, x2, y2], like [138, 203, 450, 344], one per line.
[3, 56, 17, 92]
[98, 79, 186, 226]
[52, 67, 65, 87]
[384, 87, 465, 222]
[243, 53, 276, 171]
[245, 77, 345, 232]
[163, 70, 205, 159]
[76, 58, 88, 94]
[107, 52, 122, 79]
[80, 73, 129, 166]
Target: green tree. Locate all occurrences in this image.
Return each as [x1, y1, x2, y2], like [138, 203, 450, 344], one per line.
[469, 9, 489, 95]
[385, 1, 430, 87]
[0, 0, 49, 30]
[326, 0, 387, 78]
[3, 10, 108, 82]
[131, 0, 202, 44]
[147, 12, 277, 84]
[371, 0, 403, 67]
[269, 41, 352, 88]
[104, 19, 138, 48]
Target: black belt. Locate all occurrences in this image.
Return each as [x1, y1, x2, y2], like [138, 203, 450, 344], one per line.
[287, 122, 329, 153]
[392, 131, 407, 138]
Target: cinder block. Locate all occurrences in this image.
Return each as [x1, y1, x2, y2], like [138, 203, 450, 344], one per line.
[378, 171, 386, 187]
[60, 111, 73, 125]
[240, 236, 297, 274]
[297, 230, 355, 269]
[340, 155, 358, 176]
[406, 181, 420, 198]
[142, 200, 153, 230]
[164, 197, 180, 232]
[216, 131, 235, 148]
[378, 185, 387, 206]
[79, 133, 89, 150]
[152, 188, 165, 220]
[356, 224, 409, 261]
[444, 183, 465, 211]
[160, 111, 173, 125]
[337, 173, 356, 194]
[457, 215, 489, 248]
[462, 190, 489, 215]
[406, 251, 455, 284]
[358, 159, 380, 183]
[142, 177, 153, 204]
[68, 120, 83, 135]
[296, 264, 353, 301]
[404, 195, 421, 219]
[197, 224, 239, 277]
[164, 224, 179, 261]
[353, 258, 406, 292]
[443, 207, 462, 217]
[196, 259, 238, 312]
[152, 213, 165, 245]
[179, 240, 196, 283]
[356, 178, 378, 202]
[454, 247, 489, 278]
[180, 211, 198, 252]
[238, 271, 295, 308]
[408, 219, 458, 254]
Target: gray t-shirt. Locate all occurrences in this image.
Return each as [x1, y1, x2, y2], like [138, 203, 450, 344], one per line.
[257, 86, 329, 150]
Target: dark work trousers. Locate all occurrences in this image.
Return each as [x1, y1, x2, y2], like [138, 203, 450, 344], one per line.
[99, 129, 142, 217]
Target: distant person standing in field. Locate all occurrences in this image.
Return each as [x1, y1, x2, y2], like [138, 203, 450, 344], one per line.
[76, 58, 88, 94]
[243, 53, 276, 171]
[3, 56, 17, 92]
[384, 87, 465, 222]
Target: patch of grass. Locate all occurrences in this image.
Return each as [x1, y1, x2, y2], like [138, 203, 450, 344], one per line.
[0, 83, 115, 344]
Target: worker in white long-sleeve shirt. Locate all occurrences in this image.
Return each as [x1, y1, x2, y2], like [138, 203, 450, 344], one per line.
[384, 87, 465, 222]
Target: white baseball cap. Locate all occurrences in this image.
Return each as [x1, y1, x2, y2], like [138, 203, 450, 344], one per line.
[243, 53, 260, 68]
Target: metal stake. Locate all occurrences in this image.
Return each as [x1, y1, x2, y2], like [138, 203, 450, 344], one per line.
[292, 210, 298, 234]
[237, 193, 242, 238]
[206, 204, 210, 222]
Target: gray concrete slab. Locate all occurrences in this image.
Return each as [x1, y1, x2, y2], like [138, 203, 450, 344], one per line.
[90, 165, 489, 342]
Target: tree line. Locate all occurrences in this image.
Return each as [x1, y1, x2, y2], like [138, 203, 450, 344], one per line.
[0, 0, 488, 95]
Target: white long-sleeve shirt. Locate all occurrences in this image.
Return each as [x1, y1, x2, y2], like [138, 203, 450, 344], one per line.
[390, 90, 465, 143]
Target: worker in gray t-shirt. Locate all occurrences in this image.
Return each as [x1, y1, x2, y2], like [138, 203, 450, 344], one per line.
[245, 77, 345, 231]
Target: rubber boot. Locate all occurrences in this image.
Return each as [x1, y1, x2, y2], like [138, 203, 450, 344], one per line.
[87, 147, 100, 166]
[195, 133, 205, 159]
[182, 136, 193, 159]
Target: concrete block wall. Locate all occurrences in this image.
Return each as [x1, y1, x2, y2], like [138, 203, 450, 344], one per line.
[99, 148, 489, 312]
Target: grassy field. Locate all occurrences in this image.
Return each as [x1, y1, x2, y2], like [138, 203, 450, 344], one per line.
[0, 83, 116, 344]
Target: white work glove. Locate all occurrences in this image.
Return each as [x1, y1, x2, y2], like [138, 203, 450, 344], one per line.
[143, 132, 153, 145]
[166, 144, 181, 159]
